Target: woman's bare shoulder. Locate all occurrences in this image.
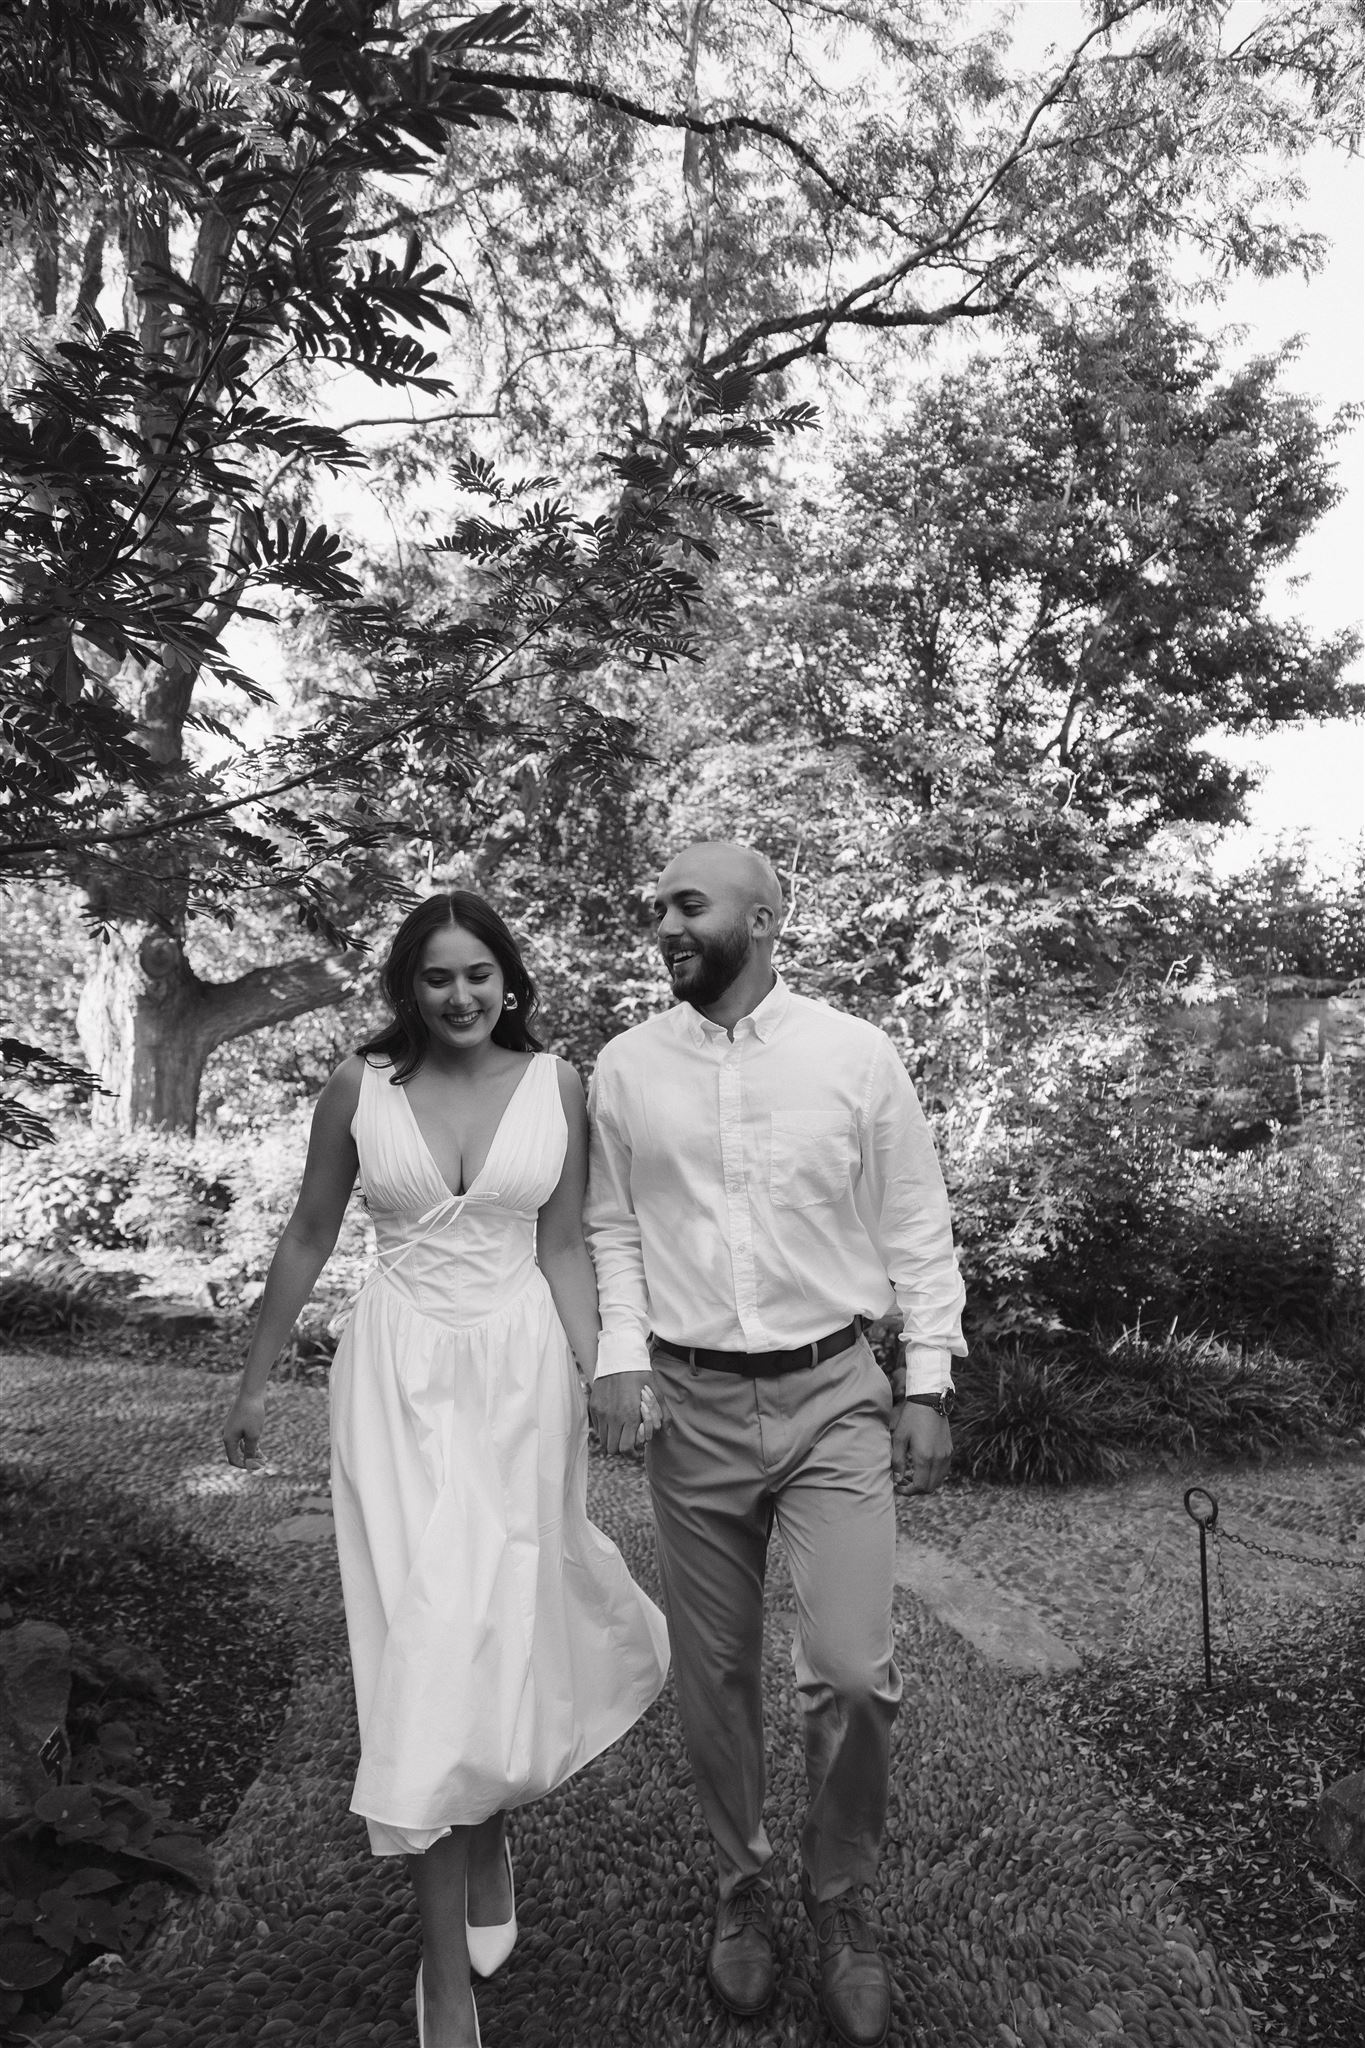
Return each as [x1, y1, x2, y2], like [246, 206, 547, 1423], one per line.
[316, 1053, 369, 1120]
[549, 1054, 585, 1104]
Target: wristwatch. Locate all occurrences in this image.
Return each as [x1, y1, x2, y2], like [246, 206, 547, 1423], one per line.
[901, 1388, 956, 1419]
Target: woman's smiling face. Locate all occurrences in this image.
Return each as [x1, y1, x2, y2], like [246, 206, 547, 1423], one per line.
[411, 922, 506, 1053]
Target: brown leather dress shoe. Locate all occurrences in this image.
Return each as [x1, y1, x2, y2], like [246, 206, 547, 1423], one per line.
[803, 1885, 891, 2048]
[706, 1879, 776, 2016]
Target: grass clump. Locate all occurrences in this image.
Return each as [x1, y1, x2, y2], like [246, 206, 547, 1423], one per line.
[0, 1253, 114, 1340]
[953, 1351, 1130, 1486]
[954, 1326, 1334, 1487]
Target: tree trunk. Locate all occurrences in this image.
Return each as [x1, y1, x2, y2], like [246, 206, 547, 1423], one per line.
[77, 926, 362, 1136]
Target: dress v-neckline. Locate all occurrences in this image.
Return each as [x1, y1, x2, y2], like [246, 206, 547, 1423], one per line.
[397, 1055, 538, 1201]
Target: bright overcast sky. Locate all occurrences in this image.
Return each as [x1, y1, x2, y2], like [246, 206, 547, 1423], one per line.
[1013, 1, 1364, 866]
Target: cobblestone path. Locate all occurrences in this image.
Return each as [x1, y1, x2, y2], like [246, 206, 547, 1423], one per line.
[7, 1346, 1359, 2048]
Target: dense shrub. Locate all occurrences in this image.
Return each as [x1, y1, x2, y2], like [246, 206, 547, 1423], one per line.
[0, 1253, 113, 1338]
[946, 1085, 1359, 1485]
[0, 1115, 372, 1315]
[950, 1096, 1365, 1362]
[1, 1128, 230, 1253]
[1172, 1117, 1365, 1345]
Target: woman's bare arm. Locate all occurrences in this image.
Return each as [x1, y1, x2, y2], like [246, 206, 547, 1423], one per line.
[222, 1057, 364, 1465]
[535, 1060, 602, 1383]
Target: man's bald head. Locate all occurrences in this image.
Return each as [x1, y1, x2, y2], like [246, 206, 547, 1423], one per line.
[656, 841, 784, 922]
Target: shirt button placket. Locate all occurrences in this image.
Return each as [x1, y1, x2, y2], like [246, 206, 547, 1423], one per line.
[720, 1040, 760, 1346]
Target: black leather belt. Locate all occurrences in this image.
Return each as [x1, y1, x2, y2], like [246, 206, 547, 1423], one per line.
[653, 1321, 860, 1378]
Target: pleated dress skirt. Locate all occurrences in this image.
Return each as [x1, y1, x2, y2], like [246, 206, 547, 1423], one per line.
[329, 1053, 669, 1856]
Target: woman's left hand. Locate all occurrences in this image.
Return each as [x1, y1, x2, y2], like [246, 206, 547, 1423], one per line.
[636, 1383, 664, 1448]
[223, 1389, 266, 1468]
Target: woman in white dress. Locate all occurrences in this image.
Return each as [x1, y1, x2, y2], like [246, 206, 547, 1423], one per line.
[222, 891, 670, 2048]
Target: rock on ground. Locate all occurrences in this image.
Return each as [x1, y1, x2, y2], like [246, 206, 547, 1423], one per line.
[1310, 1771, 1365, 1889]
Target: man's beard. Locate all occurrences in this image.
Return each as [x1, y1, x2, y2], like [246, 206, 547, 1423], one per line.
[668, 922, 751, 1006]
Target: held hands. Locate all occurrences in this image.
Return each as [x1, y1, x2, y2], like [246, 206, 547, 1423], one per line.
[891, 1400, 952, 1494]
[222, 1390, 266, 1469]
[589, 1369, 665, 1455]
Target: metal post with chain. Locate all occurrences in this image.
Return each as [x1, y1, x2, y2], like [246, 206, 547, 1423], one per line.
[1182, 1489, 1365, 1691]
[1183, 1488, 1219, 1690]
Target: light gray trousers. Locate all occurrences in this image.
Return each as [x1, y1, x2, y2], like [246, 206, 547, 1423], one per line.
[646, 1335, 902, 1904]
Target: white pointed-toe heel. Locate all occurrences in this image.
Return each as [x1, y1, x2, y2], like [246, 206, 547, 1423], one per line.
[417, 1964, 481, 2046]
[465, 1836, 516, 1978]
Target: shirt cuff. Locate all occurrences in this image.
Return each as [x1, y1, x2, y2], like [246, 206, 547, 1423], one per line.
[594, 1328, 652, 1378]
[901, 1343, 956, 1396]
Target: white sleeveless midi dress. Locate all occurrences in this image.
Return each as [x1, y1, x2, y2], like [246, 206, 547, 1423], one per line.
[329, 1052, 669, 1856]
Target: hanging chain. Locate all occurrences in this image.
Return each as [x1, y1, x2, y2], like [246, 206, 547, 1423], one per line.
[1214, 1525, 1365, 1573]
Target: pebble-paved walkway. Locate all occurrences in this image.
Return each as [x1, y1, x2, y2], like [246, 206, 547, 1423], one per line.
[5, 1345, 1362, 2048]
[897, 1450, 1365, 1678]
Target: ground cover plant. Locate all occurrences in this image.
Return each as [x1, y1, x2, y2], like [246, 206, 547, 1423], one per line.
[0, 1469, 290, 2032]
[0, 1466, 293, 1836]
[1053, 1595, 1365, 2048]
[0, 1621, 212, 2034]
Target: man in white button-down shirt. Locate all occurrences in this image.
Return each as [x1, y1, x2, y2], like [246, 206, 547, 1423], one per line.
[586, 842, 966, 2048]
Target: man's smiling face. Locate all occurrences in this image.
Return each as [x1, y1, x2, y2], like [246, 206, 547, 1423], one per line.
[653, 854, 756, 1008]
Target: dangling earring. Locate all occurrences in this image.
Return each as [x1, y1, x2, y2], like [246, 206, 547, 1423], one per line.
[503, 992, 519, 1012]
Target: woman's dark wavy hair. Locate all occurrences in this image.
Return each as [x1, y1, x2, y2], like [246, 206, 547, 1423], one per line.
[359, 891, 543, 1081]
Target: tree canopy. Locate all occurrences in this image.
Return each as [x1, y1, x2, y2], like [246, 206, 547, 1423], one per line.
[1, 0, 1361, 1141]
[0, 0, 804, 1136]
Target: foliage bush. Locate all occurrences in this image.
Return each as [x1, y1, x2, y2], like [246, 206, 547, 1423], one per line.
[0, 1115, 371, 1316]
[1, 1128, 231, 1254]
[944, 1062, 1360, 1483]
[275, 1304, 342, 1381]
[0, 1255, 112, 1339]
[1171, 1116, 1365, 1346]
[949, 1085, 1365, 1363]
[0, 1621, 210, 2028]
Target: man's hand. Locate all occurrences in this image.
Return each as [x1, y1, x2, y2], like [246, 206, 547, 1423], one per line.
[891, 1401, 952, 1493]
[590, 1369, 665, 1455]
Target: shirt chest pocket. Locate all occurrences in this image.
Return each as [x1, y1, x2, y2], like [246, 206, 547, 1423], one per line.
[769, 1111, 854, 1209]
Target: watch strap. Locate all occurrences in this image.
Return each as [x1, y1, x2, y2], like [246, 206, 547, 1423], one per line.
[902, 1389, 955, 1416]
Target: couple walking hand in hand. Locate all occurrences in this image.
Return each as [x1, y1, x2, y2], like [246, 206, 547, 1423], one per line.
[222, 840, 966, 2048]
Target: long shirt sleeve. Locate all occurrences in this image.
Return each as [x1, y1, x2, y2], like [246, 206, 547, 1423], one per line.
[854, 1035, 967, 1392]
[584, 1063, 654, 1377]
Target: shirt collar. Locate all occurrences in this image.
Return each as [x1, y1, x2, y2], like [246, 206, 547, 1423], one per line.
[682, 973, 791, 1047]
